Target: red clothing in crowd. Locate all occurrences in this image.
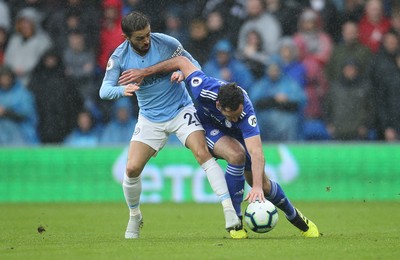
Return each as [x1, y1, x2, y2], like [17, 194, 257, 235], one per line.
[97, 0, 124, 70]
[358, 14, 391, 53]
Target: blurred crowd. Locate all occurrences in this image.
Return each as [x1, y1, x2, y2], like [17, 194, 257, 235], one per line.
[1, 0, 400, 146]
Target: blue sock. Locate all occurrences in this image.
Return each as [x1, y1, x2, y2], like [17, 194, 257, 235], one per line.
[225, 164, 245, 217]
[266, 180, 296, 220]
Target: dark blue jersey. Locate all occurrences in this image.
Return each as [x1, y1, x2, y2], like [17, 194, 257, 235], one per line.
[186, 70, 260, 140]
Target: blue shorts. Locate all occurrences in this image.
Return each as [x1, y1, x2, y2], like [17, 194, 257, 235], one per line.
[202, 122, 252, 171]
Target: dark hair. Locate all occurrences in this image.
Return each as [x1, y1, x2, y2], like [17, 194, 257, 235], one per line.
[121, 11, 150, 37]
[217, 83, 244, 111]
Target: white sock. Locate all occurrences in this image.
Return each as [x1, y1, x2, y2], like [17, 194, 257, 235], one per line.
[123, 174, 142, 216]
[201, 158, 232, 207]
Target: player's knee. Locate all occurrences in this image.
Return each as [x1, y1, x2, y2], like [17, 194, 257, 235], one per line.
[126, 163, 143, 178]
[193, 147, 212, 164]
[227, 150, 246, 165]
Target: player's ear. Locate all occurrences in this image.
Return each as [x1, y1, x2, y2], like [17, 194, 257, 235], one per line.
[122, 33, 129, 40]
[216, 101, 221, 110]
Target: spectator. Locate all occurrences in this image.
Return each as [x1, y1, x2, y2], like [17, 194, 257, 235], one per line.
[324, 58, 374, 140]
[0, 26, 8, 65]
[97, 0, 124, 72]
[300, 0, 342, 42]
[124, 0, 170, 32]
[45, 0, 101, 51]
[0, 65, 38, 145]
[358, 0, 391, 53]
[249, 61, 307, 141]
[63, 29, 96, 105]
[7, 0, 49, 27]
[163, 8, 189, 47]
[274, 37, 307, 89]
[0, 0, 9, 64]
[100, 97, 137, 145]
[29, 49, 83, 144]
[0, 0, 10, 32]
[122, 0, 145, 16]
[205, 10, 230, 49]
[265, 0, 303, 36]
[203, 39, 255, 91]
[235, 29, 268, 79]
[274, 37, 308, 138]
[339, 0, 365, 23]
[202, 0, 247, 45]
[47, 8, 84, 52]
[293, 9, 333, 140]
[331, 0, 345, 11]
[389, 7, 400, 38]
[369, 31, 400, 141]
[325, 20, 372, 81]
[64, 109, 101, 147]
[238, 0, 282, 57]
[185, 18, 211, 66]
[4, 7, 53, 86]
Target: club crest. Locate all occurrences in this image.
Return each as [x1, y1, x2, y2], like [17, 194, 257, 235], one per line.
[191, 77, 202, 87]
[106, 58, 114, 71]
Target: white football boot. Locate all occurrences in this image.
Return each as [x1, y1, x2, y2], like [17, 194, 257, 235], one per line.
[125, 214, 143, 239]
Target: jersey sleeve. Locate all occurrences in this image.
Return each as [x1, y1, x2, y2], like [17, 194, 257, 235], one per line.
[239, 93, 261, 139]
[99, 56, 125, 100]
[185, 70, 220, 101]
[159, 33, 201, 69]
[239, 111, 261, 139]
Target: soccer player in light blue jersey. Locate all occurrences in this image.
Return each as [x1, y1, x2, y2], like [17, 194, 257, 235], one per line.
[99, 11, 241, 239]
[118, 56, 321, 239]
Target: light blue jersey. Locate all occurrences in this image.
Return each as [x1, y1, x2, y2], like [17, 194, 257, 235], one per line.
[99, 33, 199, 122]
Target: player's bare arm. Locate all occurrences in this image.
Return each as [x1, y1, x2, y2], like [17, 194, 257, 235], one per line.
[243, 135, 265, 203]
[118, 56, 198, 85]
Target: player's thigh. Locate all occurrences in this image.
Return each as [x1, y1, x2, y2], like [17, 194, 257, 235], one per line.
[212, 135, 246, 165]
[126, 140, 156, 177]
[131, 115, 169, 152]
[172, 105, 205, 147]
[186, 129, 215, 163]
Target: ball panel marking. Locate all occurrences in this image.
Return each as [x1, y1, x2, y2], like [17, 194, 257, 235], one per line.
[244, 200, 279, 233]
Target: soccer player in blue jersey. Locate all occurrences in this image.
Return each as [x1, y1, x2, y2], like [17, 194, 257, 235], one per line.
[118, 55, 321, 238]
[99, 11, 245, 239]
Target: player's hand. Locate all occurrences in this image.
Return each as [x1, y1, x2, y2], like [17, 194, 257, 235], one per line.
[124, 83, 140, 96]
[119, 69, 145, 85]
[171, 71, 184, 83]
[244, 186, 265, 203]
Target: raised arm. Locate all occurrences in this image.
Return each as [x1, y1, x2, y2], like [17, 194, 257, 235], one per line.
[118, 56, 199, 85]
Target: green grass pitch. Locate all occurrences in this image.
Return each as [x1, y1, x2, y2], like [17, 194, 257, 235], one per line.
[1, 201, 399, 259]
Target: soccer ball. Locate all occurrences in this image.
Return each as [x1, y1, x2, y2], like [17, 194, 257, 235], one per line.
[244, 200, 278, 233]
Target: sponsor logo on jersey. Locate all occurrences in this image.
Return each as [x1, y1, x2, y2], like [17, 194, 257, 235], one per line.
[106, 58, 114, 70]
[210, 129, 220, 136]
[225, 119, 232, 128]
[191, 77, 202, 87]
[248, 115, 257, 127]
